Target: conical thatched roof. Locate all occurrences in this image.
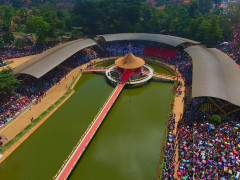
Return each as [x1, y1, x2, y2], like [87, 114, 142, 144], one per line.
[115, 53, 145, 69]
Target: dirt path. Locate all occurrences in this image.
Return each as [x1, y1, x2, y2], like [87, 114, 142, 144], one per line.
[172, 71, 185, 179]
[0, 55, 36, 71]
[0, 57, 109, 163]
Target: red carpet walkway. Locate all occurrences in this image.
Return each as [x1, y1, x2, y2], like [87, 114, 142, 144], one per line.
[121, 69, 133, 81]
[142, 71, 176, 81]
[54, 83, 125, 180]
[86, 67, 108, 71]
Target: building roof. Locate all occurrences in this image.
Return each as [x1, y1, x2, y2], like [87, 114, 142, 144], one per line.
[99, 33, 200, 47]
[115, 53, 145, 69]
[13, 39, 96, 78]
[185, 46, 240, 107]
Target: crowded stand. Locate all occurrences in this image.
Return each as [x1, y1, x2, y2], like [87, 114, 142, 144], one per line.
[62, 48, 98, 68]
[217, 26, 240, 65]
[172, 98, 240, 180]
[1, 39, 240, 179]
[103, 41, 145, 56]
[162, 114, 177, 180]
[0, 67, 68, 126]
[0, 47, 98, 127]
[100, 40, 192, 85]
[0, 42, 59, 67]
[144, 46, 178, 58]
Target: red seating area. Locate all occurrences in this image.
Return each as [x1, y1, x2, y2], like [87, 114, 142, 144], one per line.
[121, 69, 133, 81]
[144, 46, 178, 58]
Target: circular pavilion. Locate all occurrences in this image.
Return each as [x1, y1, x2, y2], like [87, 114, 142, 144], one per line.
[106, 52, 153, 85]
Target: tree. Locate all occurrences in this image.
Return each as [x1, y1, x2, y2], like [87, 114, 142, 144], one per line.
[2, 32, 14, 45]
[10, 0, 24, 8]
[213, 0, 222, 7]
[211, 114, 221, 124]
[220, 14, 234, 41]
[0, 68, 20, 97]
[15, 38, 27, 48]
[26, 17, 50, 44]
[198, 0, 213, 13]
[188, 0, 199, 18]
[0, 5, 15, 31]
[15, 7, 29, 24]
[208, 15, 223, 45]
[71, 27, 83, 39]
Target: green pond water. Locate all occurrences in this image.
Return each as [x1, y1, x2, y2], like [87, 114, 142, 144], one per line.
[0, 65, 173, 180]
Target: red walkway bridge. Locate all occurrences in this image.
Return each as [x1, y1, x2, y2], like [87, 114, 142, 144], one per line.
[142, 71, 176, 81]
[121, 69, 133, 81]
[53, 70, 133, 180]
[86, 66, 117, 72]
[86, 67, 108, 71]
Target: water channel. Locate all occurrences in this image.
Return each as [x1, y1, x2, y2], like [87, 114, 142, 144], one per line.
[0, 64, 173, 180]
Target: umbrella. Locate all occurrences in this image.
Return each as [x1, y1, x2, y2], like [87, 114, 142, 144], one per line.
[202, 160, 206, 164]
[222, 157, 227, 163]
[177, 172, 181, 176]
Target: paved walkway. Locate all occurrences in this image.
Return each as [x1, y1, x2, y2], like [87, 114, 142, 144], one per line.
[54, 83, 125, 180]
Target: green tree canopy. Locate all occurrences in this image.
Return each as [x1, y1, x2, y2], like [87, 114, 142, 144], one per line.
[2, 32, 14, 45]
[26, 16, 50, 43]
[0, 5, 15, 31]
[0, 68, 20, 97]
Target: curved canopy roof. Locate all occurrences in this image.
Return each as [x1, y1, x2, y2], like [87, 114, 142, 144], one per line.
[185, 46, 240, 107]
[115, 53, 145, 69]
[99, 33, 200, 47]
[13, 39, 96, 78]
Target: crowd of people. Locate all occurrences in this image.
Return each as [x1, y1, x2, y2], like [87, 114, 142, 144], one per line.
[0, 67, 68, 126]
[0, 60, 7, 67]
[174, 98, 240, 179]
[62, 48, 98, 68]
[102, 41, 145, 56]
[1, 39, 240, 179]
[144, 46, 178, 58]
[100, 40, 193, 85]
[162, 113, 177, 180]
[217, 25, 240, 65]
[165, 55, 193, 85]
[0, 47, 99, 127]
[101, 41, 179, 58]
[0, 42, 59, 67]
